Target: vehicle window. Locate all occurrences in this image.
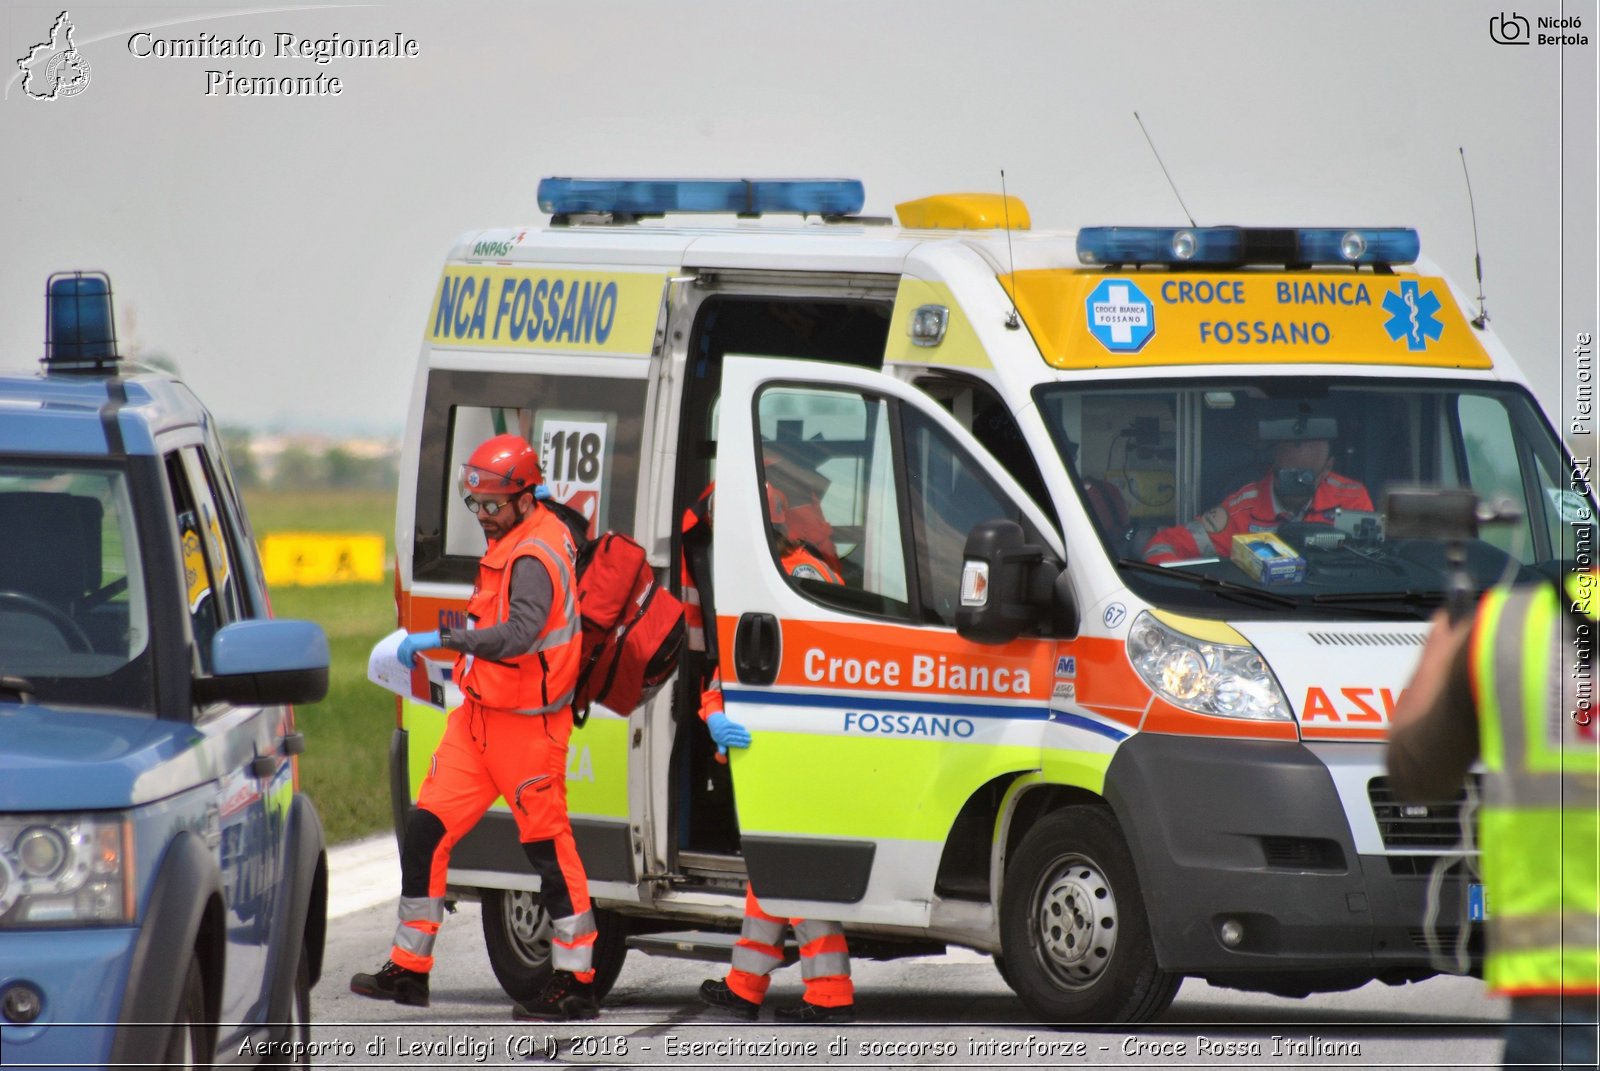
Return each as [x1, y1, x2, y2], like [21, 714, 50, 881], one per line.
[915, 375, 1053, 521]
[901, 407, 1044, 626]
[1034, 377, 1585, 619]
[0, 462, 154, 712]
[179, 448, 245, 623]
[415, 370, 647, 582]
[755, 386, 910, 617]
[166, 452, 225, 675]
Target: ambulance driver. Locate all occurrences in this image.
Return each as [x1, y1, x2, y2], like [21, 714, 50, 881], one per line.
[694, 480, 855, 1024]
[1143, 413, 1371, 564]
[350, 434, 602, 1022]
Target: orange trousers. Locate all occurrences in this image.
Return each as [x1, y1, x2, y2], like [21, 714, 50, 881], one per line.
[391, 701, 594, 977]
[725, 885, 852, 1007]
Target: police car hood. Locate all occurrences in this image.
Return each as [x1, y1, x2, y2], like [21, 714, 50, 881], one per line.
[1229, 619, 1431, 741]
[0, 704, 198, 811]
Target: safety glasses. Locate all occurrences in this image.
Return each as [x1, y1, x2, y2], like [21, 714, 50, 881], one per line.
[463, 495, 513, 516]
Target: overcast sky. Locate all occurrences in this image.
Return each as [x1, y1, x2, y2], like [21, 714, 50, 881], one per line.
[2, 0, 1594, 441]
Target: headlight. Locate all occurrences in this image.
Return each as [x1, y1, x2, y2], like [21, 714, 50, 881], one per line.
[1126, 611, 1292, 721]
[0, 814, 133, 926]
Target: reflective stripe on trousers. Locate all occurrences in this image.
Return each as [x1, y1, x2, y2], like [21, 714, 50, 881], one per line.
[724, 885, 852, 1007]
[551, 908, 598, 975]
[390, 895, 446, 973]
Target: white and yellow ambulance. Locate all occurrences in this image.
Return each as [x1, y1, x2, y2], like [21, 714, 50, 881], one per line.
[382, 178, 1589, 1022]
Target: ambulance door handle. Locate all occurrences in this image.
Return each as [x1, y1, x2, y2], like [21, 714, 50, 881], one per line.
[734, 613, 780, 685]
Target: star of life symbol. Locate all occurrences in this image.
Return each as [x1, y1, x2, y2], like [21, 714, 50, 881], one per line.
[16, 11, 91, 101]
[1381, 280, 1444, 352]
[1085, 279, 1155, 353]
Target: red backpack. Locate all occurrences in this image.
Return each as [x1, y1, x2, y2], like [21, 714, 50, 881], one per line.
[545, 499, 684, 725]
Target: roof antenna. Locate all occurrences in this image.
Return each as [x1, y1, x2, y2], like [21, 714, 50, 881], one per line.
[1000, 169, 1022, 330]
[1134, 111, 1197, 227]
[1458, 147, 1490, 329]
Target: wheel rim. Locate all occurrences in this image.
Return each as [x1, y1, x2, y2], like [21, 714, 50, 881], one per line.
[1031, 852, 1119, 990]
[500, 889, 552, 967]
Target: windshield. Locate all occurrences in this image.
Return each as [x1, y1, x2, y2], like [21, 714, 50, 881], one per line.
[0, 463, 154, 711]
[1036, 377, 1589, 619]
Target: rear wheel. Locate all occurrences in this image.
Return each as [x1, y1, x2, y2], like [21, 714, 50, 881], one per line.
[162, 952, 211, 1070]
[480, 888, 628, 1002]
[999, 806, 1179, 1023]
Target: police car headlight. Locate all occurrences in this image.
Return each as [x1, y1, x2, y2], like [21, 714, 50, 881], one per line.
[1126, 611, 1291, 721]
[0, 814, 133, 927]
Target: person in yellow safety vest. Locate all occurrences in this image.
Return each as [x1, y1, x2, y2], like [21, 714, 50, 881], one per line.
[684, 479, 855, 1023]
[350, 434, 601, 1022]
[1390, 570, 1599, 1069]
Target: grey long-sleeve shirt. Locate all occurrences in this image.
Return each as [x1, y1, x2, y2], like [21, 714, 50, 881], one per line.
[443, 557, 554, 661]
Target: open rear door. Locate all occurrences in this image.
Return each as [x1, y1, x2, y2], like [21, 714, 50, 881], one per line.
[711, 355, 1063, 924]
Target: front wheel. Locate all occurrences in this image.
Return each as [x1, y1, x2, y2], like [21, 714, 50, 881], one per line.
[999, 806, 1179, 1023]
[162, 952, 212, 1070]
[269, 942, 312, 1067]
[480, 888, 628, 1003]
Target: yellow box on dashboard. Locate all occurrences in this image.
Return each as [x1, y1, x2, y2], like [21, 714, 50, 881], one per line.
[1230, 531, 1305, 585]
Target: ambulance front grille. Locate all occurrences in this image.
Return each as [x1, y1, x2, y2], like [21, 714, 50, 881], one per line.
[1307, 630, 1428, 647]
[1368, 775, 1481, 850]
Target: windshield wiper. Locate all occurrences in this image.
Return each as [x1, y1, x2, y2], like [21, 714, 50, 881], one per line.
[0, 675, 37, 703]
[1115, 558, 1297, 609]
[1309, 589, 1445, 616]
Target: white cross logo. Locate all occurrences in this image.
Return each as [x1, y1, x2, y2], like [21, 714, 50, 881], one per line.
[1091, 284, 1150, 345]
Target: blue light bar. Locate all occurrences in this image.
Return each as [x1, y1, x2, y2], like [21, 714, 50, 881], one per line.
[1077, 226, 1420, 268]
[45, 271, 118, 370]
[1293, 228, 1420, 266]
[536, 177, 866, 219]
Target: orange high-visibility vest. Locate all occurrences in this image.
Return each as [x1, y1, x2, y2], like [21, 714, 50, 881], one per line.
[459, 505, 581, 716]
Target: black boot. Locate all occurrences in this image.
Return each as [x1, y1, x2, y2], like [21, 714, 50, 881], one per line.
[350, 960, 430, 1007]
[774, 1000, 854, 1024]
[698, 978, 760, 1021]
[512, 970, 599, 1022]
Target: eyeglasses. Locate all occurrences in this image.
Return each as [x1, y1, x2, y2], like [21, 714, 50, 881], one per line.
[463, 496, 513, 516]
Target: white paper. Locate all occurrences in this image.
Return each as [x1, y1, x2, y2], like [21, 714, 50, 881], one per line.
[366, 629, 412, 697]
[366, 629, 455, 710]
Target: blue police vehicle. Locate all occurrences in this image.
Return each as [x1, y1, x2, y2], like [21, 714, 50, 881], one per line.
[0, 274, 330, 1068]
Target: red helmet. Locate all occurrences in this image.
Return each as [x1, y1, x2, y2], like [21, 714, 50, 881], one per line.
[460, 434, 542, 495]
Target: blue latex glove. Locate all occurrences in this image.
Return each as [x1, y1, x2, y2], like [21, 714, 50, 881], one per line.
[706, 711, 751, 754]
[397, 630, 441, 668]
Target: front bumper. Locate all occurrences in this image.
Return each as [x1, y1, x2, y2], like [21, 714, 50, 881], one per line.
[0, 927, 136, 1068]
[1105, 733, 1480, 988]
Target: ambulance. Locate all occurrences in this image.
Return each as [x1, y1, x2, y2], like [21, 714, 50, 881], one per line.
[381, 178, 1589, 1023]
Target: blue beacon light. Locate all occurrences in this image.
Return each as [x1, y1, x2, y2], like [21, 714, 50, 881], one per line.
[44, 271, 119, 373]
[536, 178, 867, 220]
[1077, 226, 1420, 268]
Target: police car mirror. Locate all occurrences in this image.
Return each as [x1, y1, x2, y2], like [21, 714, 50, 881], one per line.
[193, 619, 332, 706]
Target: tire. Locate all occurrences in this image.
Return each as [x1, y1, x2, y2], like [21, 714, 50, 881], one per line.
[269, 943, 312, 1067]
[480, 888, 628, 1003]
[999, 806, 1180, 1024]
[162, 953, 212, 1071]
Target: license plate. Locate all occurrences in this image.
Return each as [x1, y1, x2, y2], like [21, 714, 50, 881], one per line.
[1468, 882, 1489, 921]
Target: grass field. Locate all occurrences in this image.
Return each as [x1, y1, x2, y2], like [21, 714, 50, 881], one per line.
[243, 488, 398, 845]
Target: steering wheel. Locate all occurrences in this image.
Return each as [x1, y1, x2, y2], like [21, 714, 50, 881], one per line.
[0, 590, 93, 653]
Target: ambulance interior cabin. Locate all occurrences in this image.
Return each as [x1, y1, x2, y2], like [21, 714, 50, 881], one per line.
[1039, 376, 1586, 614]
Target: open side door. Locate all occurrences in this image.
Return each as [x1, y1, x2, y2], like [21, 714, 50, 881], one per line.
[711, 355, 1063, 925]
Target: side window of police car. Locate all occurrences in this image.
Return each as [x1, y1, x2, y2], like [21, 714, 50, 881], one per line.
[165, 448, 242, 677]
[755, 386, 1039, 627]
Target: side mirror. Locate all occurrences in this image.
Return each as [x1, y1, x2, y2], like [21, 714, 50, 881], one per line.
[956, 520, 1076, 644]
[193, 619, 331, 707]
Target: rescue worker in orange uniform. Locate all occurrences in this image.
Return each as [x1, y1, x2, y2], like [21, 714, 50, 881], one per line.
[685, 479, 855, 1023]
[351, 434, 600, 1021]
[1143, 418, 1372, 564]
